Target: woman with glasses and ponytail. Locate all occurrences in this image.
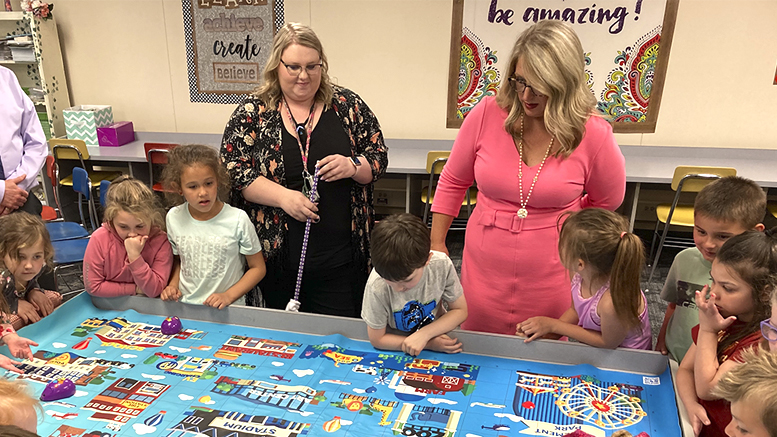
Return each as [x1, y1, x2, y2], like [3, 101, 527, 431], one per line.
[221, 23, 388, 317]
[430, 20, 626, 335]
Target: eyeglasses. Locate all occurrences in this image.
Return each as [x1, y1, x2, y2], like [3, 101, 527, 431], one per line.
[761, 319, 777, 342]
[280, 60, 323, 77]
[508, 77, 543, 97]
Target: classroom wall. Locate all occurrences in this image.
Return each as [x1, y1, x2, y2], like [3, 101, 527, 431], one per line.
[16, 0, 777, 149]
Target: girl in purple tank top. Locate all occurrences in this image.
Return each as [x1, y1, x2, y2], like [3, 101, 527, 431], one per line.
[517, 208, 651, 350]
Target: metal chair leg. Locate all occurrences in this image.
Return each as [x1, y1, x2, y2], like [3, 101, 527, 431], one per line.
[647, 218, 661, 266]
[422, 164, 437, 227]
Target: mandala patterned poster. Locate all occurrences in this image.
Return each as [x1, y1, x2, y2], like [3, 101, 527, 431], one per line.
[448, 0, 678, 132]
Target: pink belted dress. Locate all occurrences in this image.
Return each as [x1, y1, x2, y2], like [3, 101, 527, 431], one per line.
[431, 97, 626, 335]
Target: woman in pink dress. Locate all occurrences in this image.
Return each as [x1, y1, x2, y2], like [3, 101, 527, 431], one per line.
[430, 21, 626, 335]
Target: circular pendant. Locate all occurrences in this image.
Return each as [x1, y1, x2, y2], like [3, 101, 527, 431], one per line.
[517, 208, 528, 219]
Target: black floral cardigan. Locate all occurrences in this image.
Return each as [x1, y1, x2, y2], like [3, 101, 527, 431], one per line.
[220, 86, 388, 274]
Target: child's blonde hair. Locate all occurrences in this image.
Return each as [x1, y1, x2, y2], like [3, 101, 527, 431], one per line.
[161, 144, 230, 206]
[713, 349, 777, 437]
[558, 208, 645, 329]
[0, 379, 41, 429]
[0, 213, 55, 313]
[103, 176, 165, 231]
[714, 228, 777, 355]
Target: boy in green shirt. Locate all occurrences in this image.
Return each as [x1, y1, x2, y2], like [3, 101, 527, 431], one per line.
[655, 176, 765, 362]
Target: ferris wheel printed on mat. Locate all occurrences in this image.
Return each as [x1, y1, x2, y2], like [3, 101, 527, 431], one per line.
[555, 381, 647, 430]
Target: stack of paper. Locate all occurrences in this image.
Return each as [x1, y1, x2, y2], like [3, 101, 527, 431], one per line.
[7, 36, 35, 62]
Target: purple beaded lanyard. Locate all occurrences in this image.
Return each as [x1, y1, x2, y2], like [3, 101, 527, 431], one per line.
[285, 165, 321, 312]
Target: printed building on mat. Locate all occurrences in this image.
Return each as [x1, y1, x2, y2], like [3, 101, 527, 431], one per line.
[83, 378, 169, 428]
[165, 408, 310, 437]
[215, 335, 300, 360]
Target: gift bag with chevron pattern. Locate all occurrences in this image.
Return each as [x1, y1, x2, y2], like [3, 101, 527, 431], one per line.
[63, 105, 114, 145]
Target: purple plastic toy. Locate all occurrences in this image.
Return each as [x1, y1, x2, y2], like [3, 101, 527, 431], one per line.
[41, 378, 76, 401]
[161, 316, 182, 335]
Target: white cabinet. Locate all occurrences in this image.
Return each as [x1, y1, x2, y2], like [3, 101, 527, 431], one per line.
[1, 11, 70, 139]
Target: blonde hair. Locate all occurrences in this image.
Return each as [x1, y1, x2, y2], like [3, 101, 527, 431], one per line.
[254, 22, 334, 111]
[713, 349, 777, 437]
[0, 379, 41, 428]
[559, 208, 645, 329]
[495, 20, 597, 157]
[0, 212, 55, 313]
[161, 144, 231, 206]
[103, 176, 165, 232]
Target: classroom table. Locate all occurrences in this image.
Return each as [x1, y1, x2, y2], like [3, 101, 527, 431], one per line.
[66, 132, 777, 230]
[6, 293, 692, 436]
[78, 132, 777, 184]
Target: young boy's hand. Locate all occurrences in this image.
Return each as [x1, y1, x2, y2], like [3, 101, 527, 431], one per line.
[696, 286, 736, 334]
[0, 355, 23, 374]
[16, 300, 41, 324]
[4, 333, 36, 360]
[402, 331, 432, 357]
[654, 334, 668, 355]
[27, 289, 54, 316]
[428, 334, 463, 354]
[204, 292, 236, 310]
[161, 286, 182, 301]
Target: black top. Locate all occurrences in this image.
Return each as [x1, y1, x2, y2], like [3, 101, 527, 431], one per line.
[282, 108, 353, 271]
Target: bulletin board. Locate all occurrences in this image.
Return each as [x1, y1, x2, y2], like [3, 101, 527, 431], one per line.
[182, 0, 285, 104]
[447, 0, 679, 133]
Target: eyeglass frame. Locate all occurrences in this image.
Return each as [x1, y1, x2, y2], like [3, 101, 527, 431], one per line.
[507, 76, 544, 97]
[761, 318, 777, 342]
[280, 59, 324, 77]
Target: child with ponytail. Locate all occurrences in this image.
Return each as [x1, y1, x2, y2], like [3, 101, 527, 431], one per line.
[517, 208, 652, 349]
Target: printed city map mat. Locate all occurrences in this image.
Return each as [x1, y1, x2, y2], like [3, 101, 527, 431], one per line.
[4, 294, 680, 437]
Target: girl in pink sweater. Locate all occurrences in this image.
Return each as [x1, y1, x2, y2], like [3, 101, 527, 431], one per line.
[84, 177, 173, 297]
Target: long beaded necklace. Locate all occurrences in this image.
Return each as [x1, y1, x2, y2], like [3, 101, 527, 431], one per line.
[282, 96, 318, 199]
[286, 165, 321, 312]
[516, 115, 554, 219]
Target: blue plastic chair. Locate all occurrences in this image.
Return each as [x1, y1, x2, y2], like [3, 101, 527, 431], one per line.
[43, 155, 90, 241]
[51, 238, 89, 298]
[46, 222, 89, 242]
[72, 167, 98, 232]
[51, 169, 93, 296]
[100, 179, 111, 208]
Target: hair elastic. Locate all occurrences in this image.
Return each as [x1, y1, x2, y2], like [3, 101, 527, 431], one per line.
[620, 231, 627, 239]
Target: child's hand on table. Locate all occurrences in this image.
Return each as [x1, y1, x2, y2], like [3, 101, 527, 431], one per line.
[27, 288, 54, 316]
[204, 292, 236, 310]
[428, 334, 463, 354]
[4, 333, 36, 360]
[402, 331, 432, 357]
[0, 355, 22, 374]
[16, 300, 41, 324]
[517, 316, 557, 343]
[161, 286, 182, 302]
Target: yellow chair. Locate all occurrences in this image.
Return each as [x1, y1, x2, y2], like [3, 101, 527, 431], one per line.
[49, 138, 123, 222]
[647, 165, 737, 282]
[421, 151, 477, 230]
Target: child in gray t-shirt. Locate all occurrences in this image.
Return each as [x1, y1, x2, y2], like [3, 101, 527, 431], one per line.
[361, 214, 467, 356]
